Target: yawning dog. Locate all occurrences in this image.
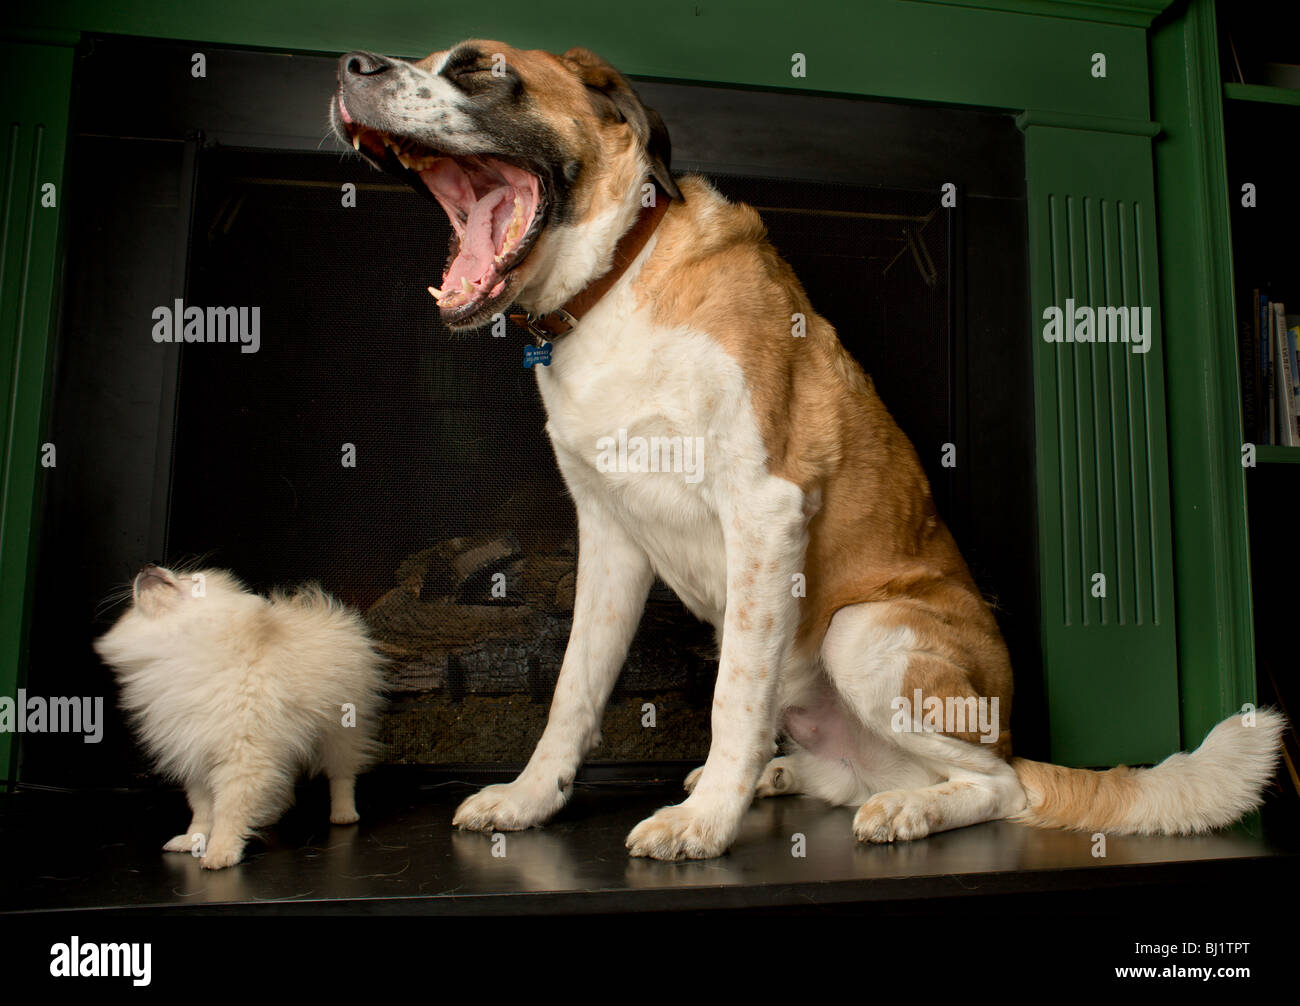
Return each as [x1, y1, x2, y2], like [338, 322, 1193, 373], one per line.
[331, 40, 1284, 860]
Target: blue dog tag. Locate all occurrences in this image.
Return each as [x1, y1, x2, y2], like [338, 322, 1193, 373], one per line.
[523, 342, 553, 368]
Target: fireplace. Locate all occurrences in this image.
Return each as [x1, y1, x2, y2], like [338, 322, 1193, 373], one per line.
[21, 36, 1035, 785]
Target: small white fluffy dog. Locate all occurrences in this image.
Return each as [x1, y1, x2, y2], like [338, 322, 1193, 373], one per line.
[94, 565, 385, 869]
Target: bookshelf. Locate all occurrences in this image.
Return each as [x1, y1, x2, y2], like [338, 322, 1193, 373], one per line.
[1220, 1, 1300, 786]
[1225, 93, 1300, 449]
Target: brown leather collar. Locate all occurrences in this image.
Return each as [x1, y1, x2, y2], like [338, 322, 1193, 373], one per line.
[509, 186, 671, 344]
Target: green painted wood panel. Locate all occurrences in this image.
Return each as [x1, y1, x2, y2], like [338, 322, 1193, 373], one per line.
[15, 0, 1154, 117]
[0, 41, 73, 782]
[1022, 122, 1181, 764]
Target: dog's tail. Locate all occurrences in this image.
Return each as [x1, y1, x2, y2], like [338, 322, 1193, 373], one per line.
[1009, 708, 1286, 835]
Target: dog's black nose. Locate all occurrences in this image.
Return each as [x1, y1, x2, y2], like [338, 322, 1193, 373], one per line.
[340, 51, 393, 79]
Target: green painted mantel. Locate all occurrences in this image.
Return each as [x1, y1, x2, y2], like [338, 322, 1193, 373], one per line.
[3, 0, 1255, 777]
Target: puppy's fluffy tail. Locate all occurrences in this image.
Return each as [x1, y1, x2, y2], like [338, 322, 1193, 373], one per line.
[1009, 708, 1286, 835]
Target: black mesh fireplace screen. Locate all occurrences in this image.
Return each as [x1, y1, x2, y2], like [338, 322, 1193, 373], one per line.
[170, 152, 953, 765]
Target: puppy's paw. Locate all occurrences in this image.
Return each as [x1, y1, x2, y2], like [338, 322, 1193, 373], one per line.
[162, 833, 203, 854]
[682, 765, 704, 794]
[452, 780, 565, 832]
[853, 790, 936, 844]
[626, 803, 733, 860]
[330, 808, 360, 825]
[199, 844, 244, 870]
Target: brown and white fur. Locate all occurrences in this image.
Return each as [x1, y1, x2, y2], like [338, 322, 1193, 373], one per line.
[94, 566, 385, 869]
[332, 40, 1285, 860]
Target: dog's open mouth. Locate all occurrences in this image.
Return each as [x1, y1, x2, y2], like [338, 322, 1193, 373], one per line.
[337, 96, 547, 326]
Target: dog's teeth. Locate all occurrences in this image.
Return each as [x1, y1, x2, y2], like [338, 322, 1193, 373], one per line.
[500, 196, 525, 253]
[461, 277, 474, 296]
[352, 134, 361, 151]
[428, 285, 445, 298]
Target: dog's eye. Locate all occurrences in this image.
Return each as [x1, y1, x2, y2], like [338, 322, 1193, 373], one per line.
[454, 64, 492, 78]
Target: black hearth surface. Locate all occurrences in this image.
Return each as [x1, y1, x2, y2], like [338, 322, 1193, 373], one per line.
[2, 768, 1297, 917]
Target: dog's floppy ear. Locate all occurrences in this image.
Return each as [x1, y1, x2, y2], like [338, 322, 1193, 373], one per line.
[561, 47, 683, 202]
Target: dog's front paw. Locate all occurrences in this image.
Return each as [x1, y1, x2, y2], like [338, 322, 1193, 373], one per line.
[853, 790, 935, 843]
[453, 780, 565, 832]
[626, 803, 733, 860]
[330, 808, 360, 825]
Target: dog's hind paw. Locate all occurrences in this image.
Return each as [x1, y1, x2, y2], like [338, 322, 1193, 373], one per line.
[853, 790, 936, 843]
[755, 759, 794, 797]
[687, 760, 791, 798]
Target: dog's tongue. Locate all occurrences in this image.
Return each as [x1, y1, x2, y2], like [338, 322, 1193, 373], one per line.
[445, 185, 512, 289]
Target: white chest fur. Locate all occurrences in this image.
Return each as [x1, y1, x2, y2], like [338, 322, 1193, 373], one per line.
[533, 280, 767, 629]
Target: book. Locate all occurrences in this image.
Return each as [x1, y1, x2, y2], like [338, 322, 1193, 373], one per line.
[1291, 322, 1300, 400]
[1289, 315, 1300, 404]
[1258, 295, 1268, 444]
[1274, 302, 1296, 446]
[1240, 290, 1260, 441]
